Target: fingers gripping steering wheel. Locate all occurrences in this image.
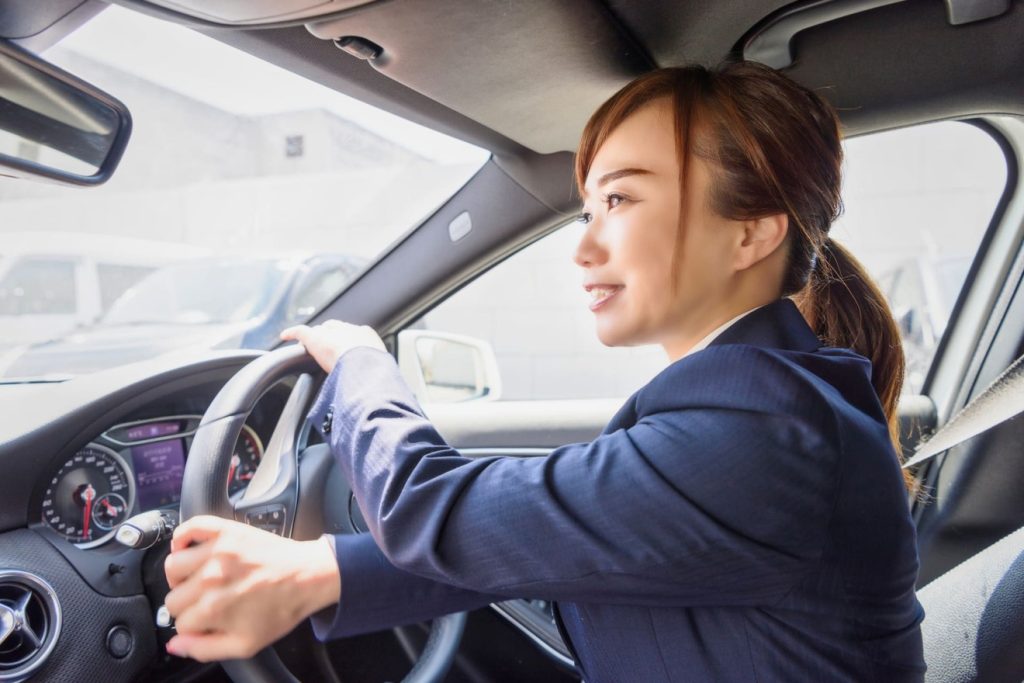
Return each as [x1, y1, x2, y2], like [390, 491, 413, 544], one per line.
[179, 344, 466, 683]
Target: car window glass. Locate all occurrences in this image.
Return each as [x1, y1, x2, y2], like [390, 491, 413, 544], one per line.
[415, 225, 667, 401]
[0, 5, 486, 380]
[412, 121, 1007, 402]
[96, 263, 157, 310]
[0, 258, 77, 316]
[103, 260, 291, 325]
[832, 121, 1006, 393]
[288, 267, 355, 322]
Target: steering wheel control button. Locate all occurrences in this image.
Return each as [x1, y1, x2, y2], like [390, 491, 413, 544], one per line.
[115, 509, 179, 549]
[155, 605, 173, 629]
[106, 625, 134, 658]
[115, 525, 143, 548]
[243, 504, 286, 535]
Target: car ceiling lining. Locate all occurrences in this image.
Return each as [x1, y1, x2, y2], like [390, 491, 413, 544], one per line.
[784, 0, 1024, 137]
[301, 0, 655, 155]
[0, 0, 106, 52]
[94, 0, 1021, 151]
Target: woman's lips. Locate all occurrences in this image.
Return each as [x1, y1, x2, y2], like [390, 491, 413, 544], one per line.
[585, 284, 623, 312]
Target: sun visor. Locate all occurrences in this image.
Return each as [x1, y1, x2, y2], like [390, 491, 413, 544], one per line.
[138, 0, 375, 25]
[304, 0, 652, 154]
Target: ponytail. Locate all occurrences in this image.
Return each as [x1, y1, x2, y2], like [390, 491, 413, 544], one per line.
[793, 238, 910, 475]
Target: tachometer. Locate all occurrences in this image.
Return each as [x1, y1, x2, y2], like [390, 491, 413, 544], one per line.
[41, 444, 135, 548]
[227, 425, 263, 496]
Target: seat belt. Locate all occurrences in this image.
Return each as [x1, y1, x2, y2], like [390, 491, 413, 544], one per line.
[902, 351, 1024, 469]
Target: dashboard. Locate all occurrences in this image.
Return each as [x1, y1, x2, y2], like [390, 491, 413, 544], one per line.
[0, 350, 306, 682]
[39, 415, 263, 548]
[0, 349, 576, 681]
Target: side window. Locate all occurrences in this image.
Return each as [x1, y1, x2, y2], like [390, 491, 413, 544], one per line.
[0, 258, 77, 315]
[833, 121, 1007, 393]
[412, 121, 1007, 403]
[96, 263, 157, 310]
[414, 226, 666, 401]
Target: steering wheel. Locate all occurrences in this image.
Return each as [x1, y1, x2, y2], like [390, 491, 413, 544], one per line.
[178, 343, 466, 683]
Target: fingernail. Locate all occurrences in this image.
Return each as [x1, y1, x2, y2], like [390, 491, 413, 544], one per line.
[166, 641, 182, 656]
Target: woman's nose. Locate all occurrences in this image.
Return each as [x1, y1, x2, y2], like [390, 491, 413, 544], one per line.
[572, 220, 608, 268]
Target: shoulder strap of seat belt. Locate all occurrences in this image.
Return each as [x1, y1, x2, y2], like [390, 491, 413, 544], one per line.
[903, 351, 1024, 470]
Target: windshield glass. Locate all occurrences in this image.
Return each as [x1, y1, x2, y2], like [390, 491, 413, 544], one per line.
[0, 6, 488, 381]
[103, 260, 291, 326]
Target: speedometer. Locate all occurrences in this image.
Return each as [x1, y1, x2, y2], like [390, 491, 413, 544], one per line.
[41, 444, 135, 548]
[227, 425, 263, 496]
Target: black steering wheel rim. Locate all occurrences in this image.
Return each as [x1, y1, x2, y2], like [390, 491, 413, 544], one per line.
[178, 343, 465, 683]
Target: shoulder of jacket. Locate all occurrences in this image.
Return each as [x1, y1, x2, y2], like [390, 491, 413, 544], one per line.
[636, 344, 851, 443]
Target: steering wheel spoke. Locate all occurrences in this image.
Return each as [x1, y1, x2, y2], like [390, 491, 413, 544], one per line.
[230, 374, 314, 537]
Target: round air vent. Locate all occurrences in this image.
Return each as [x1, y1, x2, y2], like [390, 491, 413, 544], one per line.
[0, 571, 61, 681]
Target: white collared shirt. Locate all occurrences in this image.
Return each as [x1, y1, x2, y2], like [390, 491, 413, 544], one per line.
[682, 304, 768, 359]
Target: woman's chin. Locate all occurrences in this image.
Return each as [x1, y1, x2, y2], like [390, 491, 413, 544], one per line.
[593, 320, 633, 348]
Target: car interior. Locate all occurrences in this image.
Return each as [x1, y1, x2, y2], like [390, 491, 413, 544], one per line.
[1, 0, 1024, 681]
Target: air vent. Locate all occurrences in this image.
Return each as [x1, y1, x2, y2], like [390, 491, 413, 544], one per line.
[0, 571, 61, 682]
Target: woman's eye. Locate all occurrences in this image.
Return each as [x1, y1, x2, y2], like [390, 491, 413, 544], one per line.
[605, 193, 625, 209]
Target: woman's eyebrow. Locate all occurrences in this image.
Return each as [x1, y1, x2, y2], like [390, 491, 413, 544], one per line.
[581, 167, 655, 198]
[597, 167, 653, 187]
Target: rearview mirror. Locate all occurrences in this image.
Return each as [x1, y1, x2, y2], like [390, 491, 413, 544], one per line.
[0, 39, 131, 186]
[397, 330, 502, 403]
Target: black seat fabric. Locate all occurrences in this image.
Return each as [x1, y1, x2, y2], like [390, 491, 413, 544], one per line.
[918, 526, 1024, 682]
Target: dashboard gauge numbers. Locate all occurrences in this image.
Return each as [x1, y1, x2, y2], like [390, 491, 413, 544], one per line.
[227, 426, 263, 495]
[42, 444, 135, 548]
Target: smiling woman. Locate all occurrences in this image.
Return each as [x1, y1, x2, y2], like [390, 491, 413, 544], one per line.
[163, 62, 927, 683]
[0, 4, 487, 381]
[2, 1, 1022, 683]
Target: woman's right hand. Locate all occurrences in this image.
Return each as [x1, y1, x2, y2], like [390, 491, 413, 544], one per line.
[162, 515, 340, 662]
[279, 320, 386, 374]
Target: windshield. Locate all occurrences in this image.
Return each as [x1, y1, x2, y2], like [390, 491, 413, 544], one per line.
[0, 6, 487, 381]
[103, 260, 291, 326]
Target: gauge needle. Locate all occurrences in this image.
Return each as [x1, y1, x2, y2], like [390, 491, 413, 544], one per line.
[82, 485, 95, 540]
[228, 454, 240, 484]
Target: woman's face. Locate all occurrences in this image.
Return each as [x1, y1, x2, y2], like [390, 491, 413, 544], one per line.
[575, 98, 742, 358]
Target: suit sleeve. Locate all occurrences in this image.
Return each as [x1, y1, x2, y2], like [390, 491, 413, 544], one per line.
[308, 346, 839, 613]
[308, 532, 507, 640]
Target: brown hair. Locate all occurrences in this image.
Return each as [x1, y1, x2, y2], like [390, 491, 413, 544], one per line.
[576, 62, 910, 486]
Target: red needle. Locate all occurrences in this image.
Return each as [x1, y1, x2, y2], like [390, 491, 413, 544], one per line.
[228, 454, 240, 485]
[82, 485, 95, 540]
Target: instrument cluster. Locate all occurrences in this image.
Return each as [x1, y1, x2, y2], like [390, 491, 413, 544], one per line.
[39, 415, 263, 548]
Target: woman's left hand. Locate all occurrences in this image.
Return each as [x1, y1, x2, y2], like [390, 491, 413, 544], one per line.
[163, 515, 340, 662]
[279, 320, 386, 374]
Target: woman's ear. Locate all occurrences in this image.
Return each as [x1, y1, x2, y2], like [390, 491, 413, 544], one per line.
[734, 213, 788, 271]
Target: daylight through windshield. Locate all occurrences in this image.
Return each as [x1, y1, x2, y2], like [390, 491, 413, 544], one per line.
[103, 260, 290, 326]
[0, 6, 487, 380]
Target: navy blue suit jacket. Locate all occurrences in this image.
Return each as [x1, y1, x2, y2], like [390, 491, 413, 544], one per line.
[306, 298, 925, 682]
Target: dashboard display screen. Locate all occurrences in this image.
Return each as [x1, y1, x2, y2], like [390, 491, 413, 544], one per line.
[132, 439, 185, 509]
[125, 421, 181, 441]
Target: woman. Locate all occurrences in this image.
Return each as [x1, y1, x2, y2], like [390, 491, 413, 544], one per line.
[162, 62, 926, 681]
